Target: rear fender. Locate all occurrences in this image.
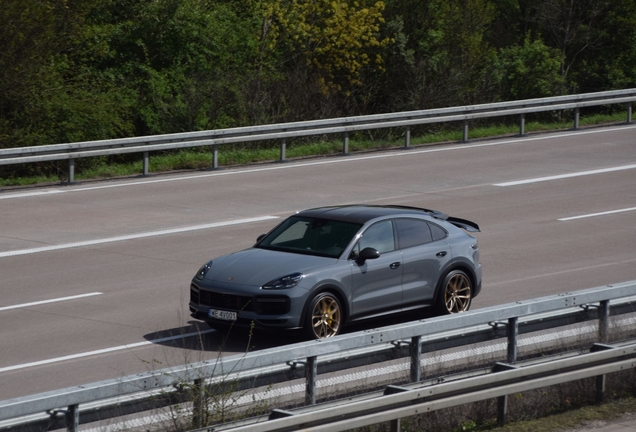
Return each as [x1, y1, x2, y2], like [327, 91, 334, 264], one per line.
[432, 258, 478, 306]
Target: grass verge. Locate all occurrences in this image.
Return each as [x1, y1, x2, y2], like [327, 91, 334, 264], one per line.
[487, 397, 636, 432]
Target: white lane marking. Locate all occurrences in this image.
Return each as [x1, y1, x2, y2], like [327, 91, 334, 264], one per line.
[1, 125, 635, 200]
[0, 329, 216, 373]
[558, 207, 636, 221]
[78, 315, 636, 432]
[0, 292, 103, 312]
[493, 164, 636, 187]
[0, 216, 279, 258]
[0, 190, 64, 200]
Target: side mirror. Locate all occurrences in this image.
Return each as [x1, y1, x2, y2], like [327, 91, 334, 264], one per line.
[256, 234, 266, 243]
[357, 247, 380, 263]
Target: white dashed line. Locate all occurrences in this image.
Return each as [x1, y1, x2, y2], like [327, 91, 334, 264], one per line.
[0, 329, 216, 373]
[0, 190, 64, 200]
[0, 292, 103, 312]
[0, 216, 279, 258]
[493, 164, 636, 187]
[558, 207, 636, 221]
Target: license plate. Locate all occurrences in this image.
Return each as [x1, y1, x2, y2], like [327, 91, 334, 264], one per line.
[208, 309, 237, 321]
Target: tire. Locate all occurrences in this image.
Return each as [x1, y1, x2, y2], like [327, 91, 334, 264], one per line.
[436, 270, 473, 315]
[304, 293, 343, 339]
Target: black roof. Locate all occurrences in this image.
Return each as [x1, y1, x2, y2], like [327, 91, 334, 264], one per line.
[296, 205, 480, 232]
[296, 205, 438, 224]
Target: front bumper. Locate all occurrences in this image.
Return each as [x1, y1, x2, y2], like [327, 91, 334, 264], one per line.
[189, 282, 307, 330]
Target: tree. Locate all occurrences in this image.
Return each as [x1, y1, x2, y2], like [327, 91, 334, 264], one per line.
[0, 0, 134, 149]
[261, 0, 391, 95]
[381, 0, 497, 110]
[490, 36, 565, 100]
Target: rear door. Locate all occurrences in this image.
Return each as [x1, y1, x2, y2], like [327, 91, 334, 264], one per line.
[396, 218, 451, 307]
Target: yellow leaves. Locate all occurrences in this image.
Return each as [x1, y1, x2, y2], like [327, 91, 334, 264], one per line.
[260, 0, 391, 94]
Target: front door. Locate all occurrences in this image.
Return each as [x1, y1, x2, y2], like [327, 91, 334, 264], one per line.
[350, 220, 403, 316]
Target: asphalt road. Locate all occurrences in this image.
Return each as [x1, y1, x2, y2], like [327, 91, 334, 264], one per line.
[1, 124, 635, 401]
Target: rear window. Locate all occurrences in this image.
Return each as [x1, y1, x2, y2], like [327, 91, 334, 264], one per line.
[428, 222, 448, 241]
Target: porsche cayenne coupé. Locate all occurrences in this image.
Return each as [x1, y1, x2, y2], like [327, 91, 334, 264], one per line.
[189, 205, 481, 339]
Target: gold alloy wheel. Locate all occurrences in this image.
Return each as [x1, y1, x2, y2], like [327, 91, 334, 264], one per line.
[311, 295, 342, 338]
[444, 272, 472, 313]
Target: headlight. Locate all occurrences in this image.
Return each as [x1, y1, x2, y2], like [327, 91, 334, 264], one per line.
[262, 273, 303, 290]
[195, 261, 213, 280]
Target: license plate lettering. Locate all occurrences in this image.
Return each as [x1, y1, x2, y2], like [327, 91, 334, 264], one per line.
[208, 309, 237, 321]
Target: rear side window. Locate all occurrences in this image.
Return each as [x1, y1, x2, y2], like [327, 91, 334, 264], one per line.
[428, 222, 448, 241]
[395, 218, 433, 249]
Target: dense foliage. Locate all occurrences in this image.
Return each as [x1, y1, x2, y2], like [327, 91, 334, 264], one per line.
[1, 0, 635, 151]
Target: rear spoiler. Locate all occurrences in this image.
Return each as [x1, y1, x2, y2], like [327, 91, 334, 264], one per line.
[427, 210, 480, 232]
[444, 216, 480, 232]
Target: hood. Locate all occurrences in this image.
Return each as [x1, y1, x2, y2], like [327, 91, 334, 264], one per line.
[202, 248, 338, 286]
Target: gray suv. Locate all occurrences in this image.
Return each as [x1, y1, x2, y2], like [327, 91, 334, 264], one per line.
[189, 205, 481, 339]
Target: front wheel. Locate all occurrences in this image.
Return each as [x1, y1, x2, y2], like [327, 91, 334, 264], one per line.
[304, 293, 343, 339]
[436, 270, 472, 315]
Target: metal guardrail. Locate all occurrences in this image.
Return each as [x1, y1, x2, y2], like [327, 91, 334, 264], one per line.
[0, 89, 634, 182]
[1, 280, 635, 432]
[211, 342, 636, 432]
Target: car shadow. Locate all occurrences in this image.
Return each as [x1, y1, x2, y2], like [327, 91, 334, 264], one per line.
[144, 309, 435, 353]
[143, 321, 306, 353]
[343, 309, 433, 335]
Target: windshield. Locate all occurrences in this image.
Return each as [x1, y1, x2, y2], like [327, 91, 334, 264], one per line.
[256, 216, 362, 258]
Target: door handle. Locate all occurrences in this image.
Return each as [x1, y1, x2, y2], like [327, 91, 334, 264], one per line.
[389, 262, 401, 269]
[436, 251, 448, 257]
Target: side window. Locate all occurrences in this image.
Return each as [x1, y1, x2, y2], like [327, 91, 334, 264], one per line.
[357, 220, 395, 254]
[428, 222, 448, 241]
[395, 218, 433, 249]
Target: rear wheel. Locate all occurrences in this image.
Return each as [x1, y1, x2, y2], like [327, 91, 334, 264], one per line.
[304, 293, 342, 339]
[436, 270, 472, 315]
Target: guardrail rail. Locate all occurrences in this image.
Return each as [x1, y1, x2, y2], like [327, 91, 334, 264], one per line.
[1, 281, 635, 432]
[0, 89, 634, 183]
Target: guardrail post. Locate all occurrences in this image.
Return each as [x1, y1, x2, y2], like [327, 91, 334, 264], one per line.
[519, 114, 526, 136]
[65, 404, 79, 432]
[493, 363, 518, 426]
[404, 126, 411, 148]
[410, 336, 422, 382]
[590, 343, 614, 404]
[496, 318, 518, 426]
[68, 158, 75, 183]
[192, 378, 205, 428]
[280, 138, 286, 161]
[598, 300, 610, 343]
[142, 152, 149, 176]
[462, 120, 469, 142]
[390, 418, 401, 432]
[306, 355, 317, 405]
[574, 108, 580, 130]
[343, 132, 349, 154]
[384, 386, 408, 431]
[212, 145, 219, 169]
[628, 102, 633, 124]
[507, 317, 518, 363]
[497, 394, 509, 426]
